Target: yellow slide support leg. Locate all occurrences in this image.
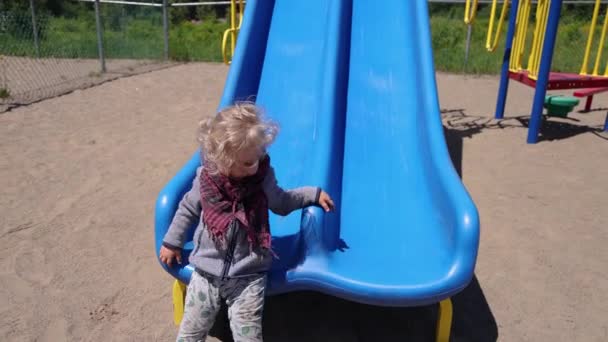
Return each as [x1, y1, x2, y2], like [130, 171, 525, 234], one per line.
[172, 280, 187, 326]
[436, 298, 453, 342]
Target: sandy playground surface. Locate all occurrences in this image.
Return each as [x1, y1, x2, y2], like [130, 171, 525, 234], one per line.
[1, 63, 607, 341]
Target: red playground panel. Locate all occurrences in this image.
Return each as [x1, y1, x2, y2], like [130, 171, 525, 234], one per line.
[509, 71, 608, 90]
[573, 87, 608, 112]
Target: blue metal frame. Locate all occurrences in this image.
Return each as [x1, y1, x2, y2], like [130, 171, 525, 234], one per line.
[495, 0, 520, 120]
[527, 0, 564, 144]
[495, 0, 568, 144]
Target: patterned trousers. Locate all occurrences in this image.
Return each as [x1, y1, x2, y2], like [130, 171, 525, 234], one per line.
[176, 270, 266, 342]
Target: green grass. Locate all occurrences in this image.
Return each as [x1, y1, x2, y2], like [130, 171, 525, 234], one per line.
[0, 15, 227, 62]
[0, 12, 606, 74]
[431, 16, 506, 74]
[169, 20, 229, 62]
[0, 87, 10, 99]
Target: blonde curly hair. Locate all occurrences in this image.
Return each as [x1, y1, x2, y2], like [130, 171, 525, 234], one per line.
[198, 102, 279, 175]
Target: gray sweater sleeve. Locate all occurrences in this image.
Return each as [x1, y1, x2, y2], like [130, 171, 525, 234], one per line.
[162, 166, 203, 249]
[263, 165, 320, 216]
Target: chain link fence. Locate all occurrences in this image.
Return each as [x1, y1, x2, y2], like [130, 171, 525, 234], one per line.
[0, 1, 175, 112]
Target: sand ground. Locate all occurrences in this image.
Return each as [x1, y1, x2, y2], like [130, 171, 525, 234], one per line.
[1, 63, 607, 341]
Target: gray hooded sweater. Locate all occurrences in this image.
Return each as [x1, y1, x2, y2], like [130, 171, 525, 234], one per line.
[163, 165, 320, 278]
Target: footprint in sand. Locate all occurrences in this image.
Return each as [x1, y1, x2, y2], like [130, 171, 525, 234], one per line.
[14, 247, 53, 287]
[89, 301, 120, 322]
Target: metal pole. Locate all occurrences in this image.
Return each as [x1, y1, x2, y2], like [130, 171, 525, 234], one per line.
[162, 0, 169, 60]
[464, 24, 472, 72]
[94, 0, 106, 72]
[527, 0, 564, 144]
[230, 0, 237, 55]
[494, 0, 520, 119]
[29, 0, 40, 57]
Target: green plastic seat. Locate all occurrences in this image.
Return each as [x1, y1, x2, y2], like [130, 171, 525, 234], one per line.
[544, 95, 580, 117]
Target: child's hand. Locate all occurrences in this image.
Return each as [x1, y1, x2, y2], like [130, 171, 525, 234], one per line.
[318, 190, 335, 212]
[159, 245, 182, 267]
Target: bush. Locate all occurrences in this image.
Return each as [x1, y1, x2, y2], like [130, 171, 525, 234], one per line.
[169, 19, 229, 62]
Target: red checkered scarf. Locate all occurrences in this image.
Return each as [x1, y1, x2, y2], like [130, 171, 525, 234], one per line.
[200, 155, 271, 251]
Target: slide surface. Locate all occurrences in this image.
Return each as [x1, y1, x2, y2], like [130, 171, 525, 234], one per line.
[155, 0, 479, 307]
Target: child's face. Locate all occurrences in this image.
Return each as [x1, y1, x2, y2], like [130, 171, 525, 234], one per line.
[229, 147, 264, 179]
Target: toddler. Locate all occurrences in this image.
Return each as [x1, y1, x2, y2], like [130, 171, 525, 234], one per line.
[159, 102, 334, 342]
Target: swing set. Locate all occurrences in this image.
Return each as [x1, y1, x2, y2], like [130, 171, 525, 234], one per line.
[466, 0, 608, 143]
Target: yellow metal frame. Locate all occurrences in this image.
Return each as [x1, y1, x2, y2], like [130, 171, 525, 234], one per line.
[593, 7, 608, 76]
[222, 0, 245, 65]
[510, 0, 532, 72]
[527, 0, 549, 79]
[464, 0, 479, 25]
[172, 280, 187, 326]
[581, 0, 608, 76]
[486, 0, 510, 52]
[506, 0, 553, 80]
[436, 298, 453, 342]
[495, 0, 608, 78]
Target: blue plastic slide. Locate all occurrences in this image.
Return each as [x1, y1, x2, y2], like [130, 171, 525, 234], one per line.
[155, 0, 479, 307]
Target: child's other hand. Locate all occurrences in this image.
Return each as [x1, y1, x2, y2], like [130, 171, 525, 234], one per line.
[159, 245, 182, 266]
[318, 190, 335, 212]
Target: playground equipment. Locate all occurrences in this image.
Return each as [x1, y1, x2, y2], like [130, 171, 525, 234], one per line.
[221, 0, 244, 65]
[467, 0, 608, 143]
[156, 1, 480, 341]
[486, 0, 510, 52]
[574, 0, 608, 112]
[544, 95, 580, 117]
